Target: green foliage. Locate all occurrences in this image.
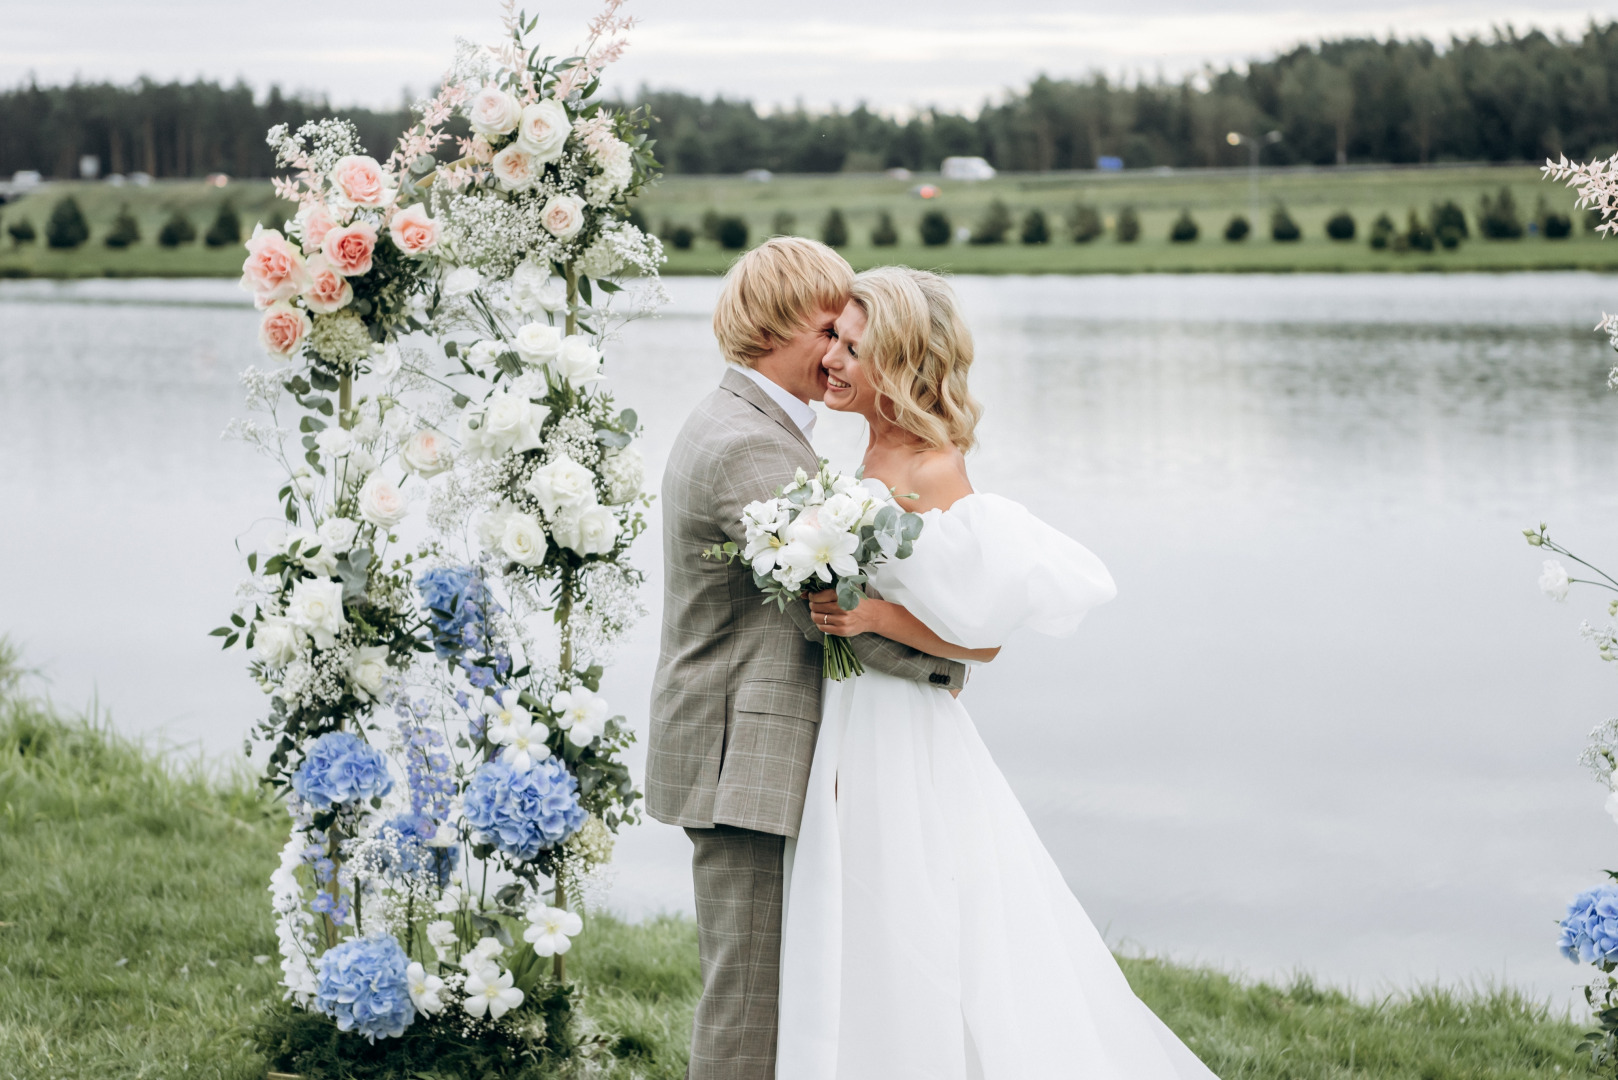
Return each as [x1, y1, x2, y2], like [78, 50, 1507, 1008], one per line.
[699, 208, 721, 242]
[1223, 214, 1250, 242]
[968, 199, 1012, 244]
[1019, 208, 1050, 244]
[919, 208, 952, 246]
[44, 195, 89, 248]
[1402, 209, 1436, 252]
[771, 209, 796, 236]
[821, 207, 849, 248]
[1270, 205, 1301, 241]
[1325, 209, 1356, 240]
[1369, 212, 1396, 250]
[102, 203, 140, 248]
[1116, 205, 1141, 242]
[668, 223, 695, 250]
[1069, 203, 1102, 242]
[870, 210, 898, 246]
[1431, 199, 1469, 241]
[715, 215, 748, 250]
[1480, 186, 1525, 239]
[1539, 196, 1573, 239]
[204, 200, 242, 247]
[158, 209, 197, 247]
[6, 215, 35, 245]
[1168, 208, 1199, 242]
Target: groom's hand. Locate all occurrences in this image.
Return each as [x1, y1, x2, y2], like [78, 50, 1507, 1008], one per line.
[807, 590, 888, 638]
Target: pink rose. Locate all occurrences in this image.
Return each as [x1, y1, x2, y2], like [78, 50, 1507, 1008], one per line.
[239, 227, 310, 306]
[321, 222, 377, 277]
[492, 144, 538, 192]
[539, 194, 586, 240]
[297, 203, 336, 255]
[388, 204, 440, 255]
[332, 155, 390, 208]
[259, 301, 312, 358]
[302, 254, 353, 313]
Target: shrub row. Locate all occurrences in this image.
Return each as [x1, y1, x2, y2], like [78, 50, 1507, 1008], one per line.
[2, 195, 244, 250]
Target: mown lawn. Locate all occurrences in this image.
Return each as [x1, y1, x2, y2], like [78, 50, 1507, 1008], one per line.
[0, 638, 1596, 1079]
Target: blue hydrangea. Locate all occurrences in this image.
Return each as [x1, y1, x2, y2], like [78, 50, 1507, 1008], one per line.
[463, 755, 586, 860]
[291, 731, 394, 810]
[374, 812, 458, 888]
[1560, 884, 1618, 965]
[314, 934, 415, 1042]
[417, 565, 497, 658]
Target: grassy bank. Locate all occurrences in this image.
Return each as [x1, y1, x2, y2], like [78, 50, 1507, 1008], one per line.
[2, 165, 1615, 279]
[0, 640, 1593, 1079]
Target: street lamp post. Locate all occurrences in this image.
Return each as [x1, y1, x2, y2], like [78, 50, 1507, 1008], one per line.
[1227, 129, 1282, 218]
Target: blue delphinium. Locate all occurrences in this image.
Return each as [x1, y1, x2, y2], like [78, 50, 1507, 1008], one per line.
[397, 720, 455, 820]
[463, 755, 586, 860]
[291, 731, 394, 810]
[314, 934, 415, 1042]
[417, 565, 497, 658]
[374, 812, 458, 888]
[1560, 884, 1618, 965]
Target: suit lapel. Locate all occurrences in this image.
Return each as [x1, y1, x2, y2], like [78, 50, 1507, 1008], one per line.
[720, 368, 817, 459]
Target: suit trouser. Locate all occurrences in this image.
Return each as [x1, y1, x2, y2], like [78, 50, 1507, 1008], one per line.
[685, 824, 786, 1080]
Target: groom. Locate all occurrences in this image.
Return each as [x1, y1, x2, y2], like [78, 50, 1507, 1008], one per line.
[647, 237, 966, 1080]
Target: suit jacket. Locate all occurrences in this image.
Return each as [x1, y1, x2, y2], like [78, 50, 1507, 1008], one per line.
[647, 368, 966, 837]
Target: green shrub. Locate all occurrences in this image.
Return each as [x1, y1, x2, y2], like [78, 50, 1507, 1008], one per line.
[669, 224, 695, 250]
[1019, 208, 1050, 244]
[1479, 187, 1524, 239]
[204, 200, 242, 247]
[1116, 206, 1141, 243]
[104, 204, 141, 249]
[870, 210, 898, 246]
[919, 209, 952, 246]
[1069, 203, 1102, 243]
[1538, 197, 1572, 239]
[158, 210, 196, 247]
[771, 210, 796, 236]
[6, 216, 35, 245]
[821, 208, 848, 248]
[1369, 212, 1396, 250]
[1270, 206, 1300, 242]
[1430, 200, 1468, 242]
[45, 195, 90, 249]
[969, 199, 1012, 244]
[1169, 209, 1199, 243]
[1325, 210, 1356, 240]
[715, 216, 748, 250]
[1403, 209, 1435, 252]
[1223, 214, 1250, 242]
[700, 208, 722, 242]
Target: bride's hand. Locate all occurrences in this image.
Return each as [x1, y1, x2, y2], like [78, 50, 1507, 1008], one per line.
[806, 590, 889, 638]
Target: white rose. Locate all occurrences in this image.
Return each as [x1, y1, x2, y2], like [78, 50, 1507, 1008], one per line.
[252, 615, 304, 669]
[516, 98, 570, 162]
[291, 467, 317, 499]
[282, 529, 337, 578]
[348, 644, 390, 700]
[466, 339, 502, 374]
[491, 144, 539, 192]
[524, 455, 597, 518]
[314, 426, 356, 460]
[819, 491, 868, 534]
[1540, 559, 1571, 601]
[402, 429, 451, 477]
[426, 920, 458, 950]
[511, 262, 565, 314]
[475, 504, 514, 552]
[481, 391, 547, 456]
[285, 578, 348, 649]
[601, 446, 644, 504]
[318, 516, 360, 554]
[372, 342, 403, 379]
[499, 512, 547, 566]
[467, 86, 523, 136]
[515, 323, 562, 367]
[539, 194, 586, 240]
[553, 335, 603, 388]
[357, 473, 409, 528]
[553, 503, 618, 556]
[442, 265, 480, 297]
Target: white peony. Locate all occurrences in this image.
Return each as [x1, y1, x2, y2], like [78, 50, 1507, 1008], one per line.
[406, 961, 445, 1015]
[539, 193, 586, 239]
[401, 428, 451, 477]
[515, 322, 562, 366]
[516, 98, 570, 162]
[371, 342, 403, 379]
[524, 905, 583, 957]
[1541, 559, 1571, 601]
[818, 490, 870, 534]
[442, 265, 481, 297]
[500, 511, 548, 566]
[462, 963, 523, 1020]
[285, 578, 348, 649]
[426, 920, 459, 952]
[553, 334, 603, 388]
[467, 86, 523, 136]
[524, 454, 597, 518]
[313, 426, 355, 460]
[252, 615, 304, 669]
[466, 339, 502, 374]
[317, 516, 360, 554]
[601, 446, 644, 504]
[350, 414, 381, 445]
[348, 644, 390, 700]
[491, 144, 539, 192]
[552, 502, 619, 556]
[550, 686, 609, 746]
[357, 473, 409, 529]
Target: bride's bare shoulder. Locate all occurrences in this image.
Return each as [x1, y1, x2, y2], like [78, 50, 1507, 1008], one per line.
[893, 446, 973, 514]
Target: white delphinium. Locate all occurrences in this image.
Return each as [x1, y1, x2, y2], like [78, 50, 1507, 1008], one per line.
[270, 828, 320, 1006]
[551, 686, 609, 746]
[523, 905, 583, 957]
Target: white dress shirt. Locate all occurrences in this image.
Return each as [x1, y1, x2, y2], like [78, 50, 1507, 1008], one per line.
[732, 365, 816, 442]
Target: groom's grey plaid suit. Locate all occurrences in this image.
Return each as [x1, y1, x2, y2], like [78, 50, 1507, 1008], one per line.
[648, 368, 964, 1080]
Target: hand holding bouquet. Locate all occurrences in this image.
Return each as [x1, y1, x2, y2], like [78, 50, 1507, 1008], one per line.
[705, 461, 924, 679]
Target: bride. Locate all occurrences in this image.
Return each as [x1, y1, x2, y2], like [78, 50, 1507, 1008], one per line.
[777, 267, 1218, 1080]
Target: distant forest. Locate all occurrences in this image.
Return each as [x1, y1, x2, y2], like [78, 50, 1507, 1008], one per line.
[5, 23, 1618, 179]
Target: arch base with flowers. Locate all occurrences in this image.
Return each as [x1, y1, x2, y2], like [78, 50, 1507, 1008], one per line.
[220, 3, 664, 1074]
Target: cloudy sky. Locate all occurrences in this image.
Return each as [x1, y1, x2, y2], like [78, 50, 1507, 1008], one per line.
[3, 1, 1609, 111]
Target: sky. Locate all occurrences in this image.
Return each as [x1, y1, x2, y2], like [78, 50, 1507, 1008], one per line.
[2, 1, 1612, 112]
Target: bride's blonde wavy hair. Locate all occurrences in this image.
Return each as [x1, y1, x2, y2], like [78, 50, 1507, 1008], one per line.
[850, 267, 983, 452]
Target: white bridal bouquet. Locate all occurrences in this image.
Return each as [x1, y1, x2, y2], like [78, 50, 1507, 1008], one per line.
[705, 461, 924, 679]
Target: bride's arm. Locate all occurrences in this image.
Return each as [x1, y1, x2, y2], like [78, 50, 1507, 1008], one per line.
[806, 592, 1000, 663]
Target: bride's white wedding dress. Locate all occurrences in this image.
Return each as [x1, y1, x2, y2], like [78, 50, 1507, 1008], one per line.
[777, 493, 1218, 1080]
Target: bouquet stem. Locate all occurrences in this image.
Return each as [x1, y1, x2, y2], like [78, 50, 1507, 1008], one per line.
[823, 637, 864, 681]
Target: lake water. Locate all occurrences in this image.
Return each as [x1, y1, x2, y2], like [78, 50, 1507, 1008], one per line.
[3, 272, 1618, 1007]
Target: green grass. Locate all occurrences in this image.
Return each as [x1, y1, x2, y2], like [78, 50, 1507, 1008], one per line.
[0, 638, 1595, 1079]
[3, 165, 1615, 279]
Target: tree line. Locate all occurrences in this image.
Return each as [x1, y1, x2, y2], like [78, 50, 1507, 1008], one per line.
[4, 23, 1618, 180]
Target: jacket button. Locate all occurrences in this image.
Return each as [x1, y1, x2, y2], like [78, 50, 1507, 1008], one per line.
[929, 672, 949, 685]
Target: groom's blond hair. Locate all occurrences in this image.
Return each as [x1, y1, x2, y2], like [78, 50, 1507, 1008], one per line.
[713, 237, 853, 367]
